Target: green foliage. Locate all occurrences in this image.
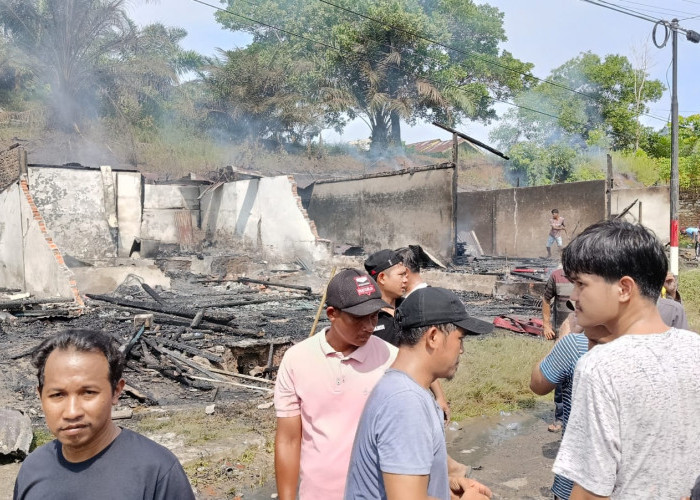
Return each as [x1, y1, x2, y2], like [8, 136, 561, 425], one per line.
[507, 142, 584, 185]
[215, 0, 532, 150]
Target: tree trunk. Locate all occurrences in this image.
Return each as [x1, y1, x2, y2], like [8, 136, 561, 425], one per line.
[390, 110, 402, 147]
[370, 111, 389, 154]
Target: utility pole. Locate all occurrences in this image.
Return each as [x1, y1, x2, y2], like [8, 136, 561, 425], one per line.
[652, 19, 700, 276]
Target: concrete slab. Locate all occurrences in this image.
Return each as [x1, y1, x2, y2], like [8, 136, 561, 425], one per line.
[143, 184, 200, 210]
[71, 265, 170, 294]
[0, 408, 32, 458]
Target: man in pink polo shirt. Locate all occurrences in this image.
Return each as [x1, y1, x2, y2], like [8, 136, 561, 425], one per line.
[274, 268, 398, 500]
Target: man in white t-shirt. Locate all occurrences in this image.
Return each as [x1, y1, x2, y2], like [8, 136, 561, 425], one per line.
[552, 220, 700, 500]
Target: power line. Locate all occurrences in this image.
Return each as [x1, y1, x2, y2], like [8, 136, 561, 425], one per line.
[191, 0, 673, 139]
[316, 0, 673, 125]
[609, 0, 700, 18]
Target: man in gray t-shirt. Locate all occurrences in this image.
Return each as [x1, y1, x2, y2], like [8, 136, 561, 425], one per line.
[553, 220, 700, 499]
[345, 287, 493, 500]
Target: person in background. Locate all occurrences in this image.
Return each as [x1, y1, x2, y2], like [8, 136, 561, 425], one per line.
[661, 271, 682, 303]
[546, 209, 566, 259]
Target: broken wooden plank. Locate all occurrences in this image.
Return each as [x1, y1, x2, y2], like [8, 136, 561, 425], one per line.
[236, 277, 312, 294]
[187, 375, 273, 394]
[151, 337, 223, 364]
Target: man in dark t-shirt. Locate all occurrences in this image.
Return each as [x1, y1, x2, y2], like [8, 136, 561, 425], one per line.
[13, 329, 194, 500]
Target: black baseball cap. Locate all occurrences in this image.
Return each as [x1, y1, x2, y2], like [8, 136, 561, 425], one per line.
[364, 249, 403, 277]
[396, 287, 493, 335]
[325, 269, 389, 316]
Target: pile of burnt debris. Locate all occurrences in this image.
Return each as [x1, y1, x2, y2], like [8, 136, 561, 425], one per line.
[0, 257, 549, 408]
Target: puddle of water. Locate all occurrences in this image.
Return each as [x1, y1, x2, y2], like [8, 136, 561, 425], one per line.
[447, 406, 550, 466]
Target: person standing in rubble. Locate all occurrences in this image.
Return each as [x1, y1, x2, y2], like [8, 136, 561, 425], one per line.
[546, 209, 566, 259]
[274, 269, 396, 500]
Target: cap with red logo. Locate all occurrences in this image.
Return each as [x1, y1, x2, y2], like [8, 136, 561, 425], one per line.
[325, 269, 390, 316]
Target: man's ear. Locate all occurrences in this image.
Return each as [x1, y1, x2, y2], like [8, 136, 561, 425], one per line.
[618, 276, 635, 302]
[112, 379, 126, 405]
[326, 306, 339, 321]
[424, 326, 442, 350]
[376, 271, 387, 286]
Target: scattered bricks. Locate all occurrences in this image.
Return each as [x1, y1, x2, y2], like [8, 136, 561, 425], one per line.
[134, 314, 154, 329]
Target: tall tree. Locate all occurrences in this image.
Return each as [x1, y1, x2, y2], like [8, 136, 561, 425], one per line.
[491, 52, 665, 152]
[215, 0, 532, 150]
[0, 0, 134, 130]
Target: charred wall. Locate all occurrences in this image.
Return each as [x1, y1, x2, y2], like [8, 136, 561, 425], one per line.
[27, 167, 118, 262]
[458, 181, 606, 257]
[307, 165, 455, 258]
[0, 145, 22, 192]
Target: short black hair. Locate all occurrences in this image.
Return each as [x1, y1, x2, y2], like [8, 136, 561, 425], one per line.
[32, 329, 124, 394]
[551, 208, 559, 214]
[398, 323, 457, 347]
[395, 247, 420, 273]
[562, 219, 667, 300]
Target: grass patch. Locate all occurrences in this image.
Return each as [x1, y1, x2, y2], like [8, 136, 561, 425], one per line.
[680, 267, 700, 332]
[443, 332, 553, 420]
[29, 426, 54, 451]
[136, 411, 246, 447]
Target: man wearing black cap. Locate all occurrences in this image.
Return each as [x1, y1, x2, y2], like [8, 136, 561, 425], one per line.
[364, 249, 408, 346]
[274, 269, 397, 500]
[345, 287, 493, 500]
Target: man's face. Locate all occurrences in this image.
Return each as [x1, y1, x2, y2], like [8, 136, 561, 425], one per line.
[379, 264, 408, 299]
[552, 211, 559, 219]
[327, 309, 379, 349]
[437, 326, 466, 381]
[568, 273, 619, 332]
[664, 272, 677, 294]
[40, 348, 122, 460]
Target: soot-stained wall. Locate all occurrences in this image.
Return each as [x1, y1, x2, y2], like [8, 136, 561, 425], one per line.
[28, 167, 117, 261]
[458, 181, 606, 257]
[307, 165, 455, 258]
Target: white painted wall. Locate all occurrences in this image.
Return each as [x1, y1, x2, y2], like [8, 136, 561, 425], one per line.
[140, 184, 200, 244]
[0, 183, 24, 289]
[201, 176, 329, 261]
[116, 172, 142, 256]
[612, 187, 670, 243]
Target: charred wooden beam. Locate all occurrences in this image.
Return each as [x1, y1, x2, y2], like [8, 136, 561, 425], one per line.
[86, 293, 233, 325]
[236, 277, 312, 294]
[151, 337, 223, 364]
[141, 283, 165, 304]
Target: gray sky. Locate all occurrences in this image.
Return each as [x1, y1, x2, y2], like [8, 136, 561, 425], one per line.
[129, 0, 700, 144]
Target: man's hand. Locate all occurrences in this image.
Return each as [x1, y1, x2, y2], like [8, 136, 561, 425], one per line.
[449, 477, 492, 499]
[543, 325, 556, 340]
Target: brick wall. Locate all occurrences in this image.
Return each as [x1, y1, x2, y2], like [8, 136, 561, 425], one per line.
[0, 144, 21, 192]
[19, 178, 84, 310]
[680, 187, 700, 228]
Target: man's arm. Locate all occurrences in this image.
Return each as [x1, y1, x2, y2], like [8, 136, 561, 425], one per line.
[275, 416, 302, 500]
[530, 359, 556, 395]
[569, 483, 609, 500]
[383, 474, 491, 500]
[542, 299, 555, 340]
